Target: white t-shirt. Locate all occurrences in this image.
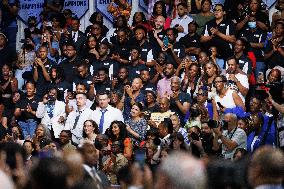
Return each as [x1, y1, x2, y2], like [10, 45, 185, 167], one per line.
[226, 73, 249, 103]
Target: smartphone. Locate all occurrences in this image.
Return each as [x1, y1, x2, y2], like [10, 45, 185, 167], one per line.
[217, 102, 224, 109]
[135, 149, 146, 169]
[258, 72, 264, 83]
[163, 36, 169, 48]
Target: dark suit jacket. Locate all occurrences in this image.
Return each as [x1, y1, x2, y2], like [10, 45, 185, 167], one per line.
[60, 30, 86, 52]
[82, 167, 110, 188]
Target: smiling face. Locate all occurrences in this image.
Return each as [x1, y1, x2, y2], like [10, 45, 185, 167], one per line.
[84, 121, 95, 135]
[155, 15, 165, 30]
[111, 123, 120, 137]
[131, 78, 143, 91]
[130, 104, 142, 118]
[2, 64, 10, 77]
[214, 76, 225, 91]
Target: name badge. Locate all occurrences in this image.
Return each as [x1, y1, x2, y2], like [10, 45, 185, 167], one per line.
[106, 88, 110, 91]
[136, 71, 140, 74]
[104, 63, 109, 66]
[142, 49, 147, 52]
[146, 88, 152, 90]
[255, 34, 259, 37]
[159, 35, 163, 38]
[239, 60, 244, 63]
[58, 88, 63, 91]
[220, 24, 225, 26]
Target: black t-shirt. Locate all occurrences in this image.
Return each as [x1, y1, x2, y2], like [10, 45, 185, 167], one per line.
[73, 74, 93, 91]
[60, 57, 81, 84]
[142, 82, 157, 92]
[148, 30, 166, 54]
[134, 41, 157, 62]
[202, 18, 236, 59]
[264, 39, 284, 68]
[48, 80, 72, 101]
[236, 11, 269, 34]
[180, 33, 201, 49]
[110, 41, 131, 60]
[0, 77, 13, 106]
[33, 59, 55, 97]
[165, 41, 186, 68]
[170, 92, 191, 125]
[236, 54, 253, 75]
[92, 58, 119, 77]
[0, 46, 17, 68]
[240, 28, 267, 61]
[94, 80, 112, 94]
[15, 95, 40, 121]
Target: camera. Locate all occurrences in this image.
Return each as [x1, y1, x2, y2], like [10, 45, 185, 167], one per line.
[208, 120, 219, 128]
[47, 95, 56, 101]
[190, 132, 200, 141]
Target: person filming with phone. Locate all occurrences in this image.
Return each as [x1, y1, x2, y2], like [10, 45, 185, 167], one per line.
[226, 56, 249, 103]
[212, 113, 247, 160]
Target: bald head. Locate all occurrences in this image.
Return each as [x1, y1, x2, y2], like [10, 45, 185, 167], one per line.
[132, 78, 143, 91]
[156, 152, 207, 189]
[159, 97, 170, 113]
[155, 15, 166, 30]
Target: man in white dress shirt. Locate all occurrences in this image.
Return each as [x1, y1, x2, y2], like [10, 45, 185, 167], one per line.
[64, 93, 94, 145]
[170, 2, 193, 41]
[93, 91, 124, 134]
[36, 88, 66, 139]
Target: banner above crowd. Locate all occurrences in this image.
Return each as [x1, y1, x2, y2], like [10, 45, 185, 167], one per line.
[139, 0, 148, 13]
[95, 0, 132, 23]
[18, 0, 89, 25]
[64, 0, 89, 19]
[18, 0, 45, 24]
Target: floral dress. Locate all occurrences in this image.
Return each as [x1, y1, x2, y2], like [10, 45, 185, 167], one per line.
[125, 118, 147, 147]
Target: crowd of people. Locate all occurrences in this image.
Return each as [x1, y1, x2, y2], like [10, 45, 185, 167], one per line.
[0, 0, 284, 188]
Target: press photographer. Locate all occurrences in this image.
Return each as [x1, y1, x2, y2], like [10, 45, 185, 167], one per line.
[212, 113, 247, 159]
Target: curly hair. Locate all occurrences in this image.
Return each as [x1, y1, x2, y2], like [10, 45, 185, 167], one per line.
[82, 120, 99, 138]
[107, 121, 128, 142]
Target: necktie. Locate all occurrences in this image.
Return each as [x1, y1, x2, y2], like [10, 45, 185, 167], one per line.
[47, 101, 55, 118]
[73, 110, 82, 129]
[99, 109, 107, 134]
[72, 32, 76, 42]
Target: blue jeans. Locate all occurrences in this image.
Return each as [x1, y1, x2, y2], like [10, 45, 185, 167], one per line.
[18, 119, 37, 139]
[254, 61, 267, 78]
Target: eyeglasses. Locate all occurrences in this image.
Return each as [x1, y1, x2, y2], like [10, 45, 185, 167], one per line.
[197, 93, 205, 96]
